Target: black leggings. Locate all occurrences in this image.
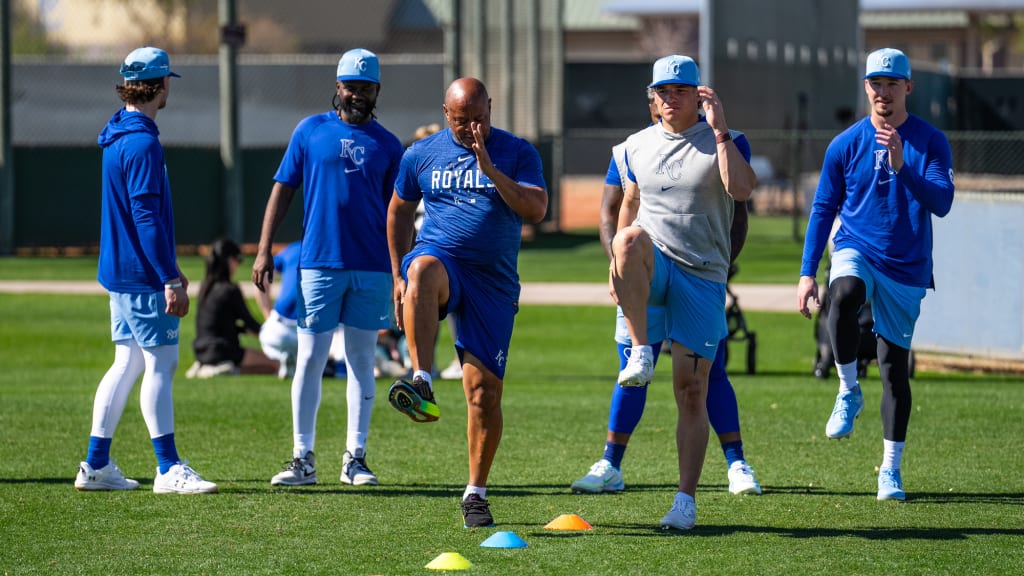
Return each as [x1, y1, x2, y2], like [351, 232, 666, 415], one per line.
[828, 276, 912, 441]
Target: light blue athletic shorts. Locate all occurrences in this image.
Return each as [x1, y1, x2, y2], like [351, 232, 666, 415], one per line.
[648, 247, 728, 360]
[402, 245, 517, 380]
[109, 291, 180, 347]
[614, 305, 667, 346]
[829, 248, 926, 349]
[296, 269, 392, 334]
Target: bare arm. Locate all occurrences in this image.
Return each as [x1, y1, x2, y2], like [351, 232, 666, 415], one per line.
[599, 183, 624, 261]
[729, 200, 749, 264]
[699, 86, 756, 202]
[471, 122, 548, 223]
[387, 192, 419, 331]
[251, 182, 296, 292]
[616, 179, 641, 234]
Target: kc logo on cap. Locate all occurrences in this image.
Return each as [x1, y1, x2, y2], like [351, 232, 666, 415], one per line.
[649, 55, 700, 88]
[864, 48, 911, 81]
[337, 48, 380, 84]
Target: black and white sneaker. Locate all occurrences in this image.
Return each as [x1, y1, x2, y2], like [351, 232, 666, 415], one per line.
[461, 494, 496, 528]
[340, 450, 378, 486]
[270, 451, 317, 486]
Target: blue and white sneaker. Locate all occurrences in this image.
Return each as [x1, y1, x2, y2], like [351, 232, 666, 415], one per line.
[727, 461, 762, 495]
[825, 386, 864, 439]
[660, 492, 697, 531]
[571, 459, 625, 494]
[74, 460, 139, 491]
[877, 468, 906, 501]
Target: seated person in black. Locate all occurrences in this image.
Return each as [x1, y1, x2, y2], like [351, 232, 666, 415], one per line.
[187, 238, 279, 378]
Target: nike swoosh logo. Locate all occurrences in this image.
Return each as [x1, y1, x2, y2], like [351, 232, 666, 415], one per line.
[902, 333, 911, 338]
[704, 342, 716, 347]
[878, 178, 892, 184]
[379, 315, 389, 321]
[345, 167, 360, 173]
[458, 155, 473, 162]
[661, 185, 673, 191]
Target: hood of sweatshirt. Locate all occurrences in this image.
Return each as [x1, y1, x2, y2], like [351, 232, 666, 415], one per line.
[97, 108, 160, 148]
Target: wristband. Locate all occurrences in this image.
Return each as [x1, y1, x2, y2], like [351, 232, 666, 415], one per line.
[715, 131, 732, 144]
[165, 282, 183, 289]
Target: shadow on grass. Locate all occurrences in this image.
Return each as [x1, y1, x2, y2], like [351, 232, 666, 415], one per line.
[553, 523, 1024, 540]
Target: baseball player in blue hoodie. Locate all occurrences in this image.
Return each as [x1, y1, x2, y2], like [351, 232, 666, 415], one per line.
[75, 47, 217, 494]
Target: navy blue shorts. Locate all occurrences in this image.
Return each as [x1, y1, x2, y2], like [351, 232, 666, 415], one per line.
[402, 245, 518, 379]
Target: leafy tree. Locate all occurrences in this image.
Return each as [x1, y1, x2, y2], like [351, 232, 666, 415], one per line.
[12, 0, 67, 55]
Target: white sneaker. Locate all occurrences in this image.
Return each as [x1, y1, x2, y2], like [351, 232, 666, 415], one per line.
[74, 461, 139, 491]
[340, 450, 378, 486]
[570, 459, 625, 493]
[440, 358, 463, 380]
[617, 346, 654, 387]
[270, 451, 317, 486]
[727, 461, 763, 495]
[153, 462, 218, 494]
[660, 492, 697, 530]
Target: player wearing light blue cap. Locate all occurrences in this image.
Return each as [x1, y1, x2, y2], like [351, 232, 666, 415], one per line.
[76, 46, 217, 494]
[572, 88, 761, 499]
[610, 54, 757, 530]
[798, 48, 954, 502]
[253, 48, 404, 488]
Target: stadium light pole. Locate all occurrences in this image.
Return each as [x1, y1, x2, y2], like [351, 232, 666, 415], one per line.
[0, 0, 13, 255]
[219, 0, 245, 244]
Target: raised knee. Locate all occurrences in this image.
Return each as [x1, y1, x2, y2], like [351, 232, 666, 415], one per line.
[407, 256, 447, 286]
[611, 226, 648, 257]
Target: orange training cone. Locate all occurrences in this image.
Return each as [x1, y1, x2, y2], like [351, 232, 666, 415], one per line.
[425, 552, 473, 571]
[544, 513, 593, 530]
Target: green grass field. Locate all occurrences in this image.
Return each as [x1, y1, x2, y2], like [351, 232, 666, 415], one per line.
[1, 293, 1022, 575]
[0, 214, 811, 285]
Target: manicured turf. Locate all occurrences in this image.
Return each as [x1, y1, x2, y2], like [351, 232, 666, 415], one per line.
[0, 215, 810, 285]
[1, 294, 1022, 575]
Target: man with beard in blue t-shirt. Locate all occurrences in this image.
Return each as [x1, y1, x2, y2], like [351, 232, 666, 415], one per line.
[253, 48, 404, 489]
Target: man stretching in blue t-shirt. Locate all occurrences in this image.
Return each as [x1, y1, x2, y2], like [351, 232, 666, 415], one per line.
[387, 78, 548, 528]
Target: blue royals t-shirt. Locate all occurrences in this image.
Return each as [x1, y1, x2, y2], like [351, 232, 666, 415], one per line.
[274, 112, 403, 273]
[395, 127, 547, 291]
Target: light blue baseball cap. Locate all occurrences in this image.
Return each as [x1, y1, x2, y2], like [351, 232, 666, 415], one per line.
[120, 46, 180, 81]
[864, 48, 911, 80]
[337, 48, 380, 84]
[649, 55, 700, 88]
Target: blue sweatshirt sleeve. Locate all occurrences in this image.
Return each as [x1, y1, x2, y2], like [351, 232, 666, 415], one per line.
[124, 141, 179, 283]
[800, 143, 844, 278]
[896, 130, 954, 217]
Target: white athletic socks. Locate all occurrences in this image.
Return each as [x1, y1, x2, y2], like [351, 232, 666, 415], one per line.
[414, 369, 433, 388]
[882, 439, 905, 470]
[463, 485, 486, 500]
[836, 360, 860, 394]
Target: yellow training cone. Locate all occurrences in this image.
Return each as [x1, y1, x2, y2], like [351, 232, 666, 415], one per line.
[544, 513, 593, 530]
[425, 552, 473, 571]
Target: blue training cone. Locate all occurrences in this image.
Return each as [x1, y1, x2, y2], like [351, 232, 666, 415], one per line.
[480, 531, 528, 548]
